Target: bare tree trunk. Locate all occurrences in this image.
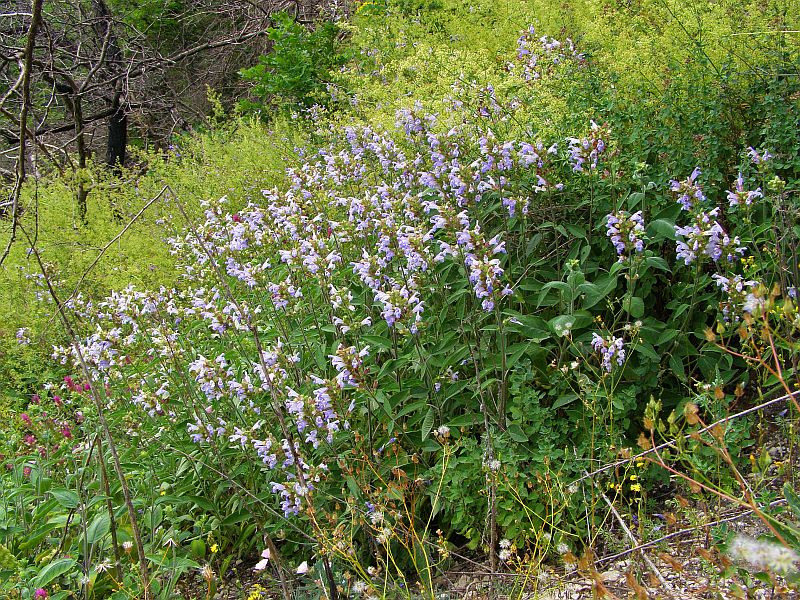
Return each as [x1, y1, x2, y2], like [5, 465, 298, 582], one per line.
[92, 0, 127, 174]
[61, 84, 89, 224]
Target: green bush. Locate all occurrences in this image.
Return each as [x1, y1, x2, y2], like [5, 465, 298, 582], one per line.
[240, 12, 350, 114]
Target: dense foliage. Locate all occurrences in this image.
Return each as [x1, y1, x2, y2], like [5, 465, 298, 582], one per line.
[1, 0, 799, 598]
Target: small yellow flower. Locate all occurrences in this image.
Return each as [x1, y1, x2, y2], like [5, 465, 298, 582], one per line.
[210, 543, 218, 554]
[630, 483, 642, 492]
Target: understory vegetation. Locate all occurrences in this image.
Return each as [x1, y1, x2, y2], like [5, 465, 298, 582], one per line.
[1, 0, 800, 598]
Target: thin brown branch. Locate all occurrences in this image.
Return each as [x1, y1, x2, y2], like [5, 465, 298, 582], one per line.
[0, 0, 43, 268]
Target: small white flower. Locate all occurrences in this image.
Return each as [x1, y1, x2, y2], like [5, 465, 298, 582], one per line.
[488, 459, 501, 471]
[437, 425, 450, 437]
[556, 542, 570, 555]
[376, 527, 392, 545]
[296, 561, 309, 574]
[499, 538, 511, 549]
[96, 560, 112, 573]
[499, 548, 512, 561]
[352, 581, 368, 595]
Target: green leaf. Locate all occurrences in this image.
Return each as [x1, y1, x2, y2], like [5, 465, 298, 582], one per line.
[537, 281, 571, 307]
[221, 511, 249, 527]
[50, 489, 79, 509]
[648, 219, 677, 241]
[563, 223, 587, 239]
[784, 483, 800, 519]
[185, 495, 216, 512]
[362, 335, 392, 351]
[645, 256, 671, 272]
[669, 354, 686, 382]
[421, 407, 435, 441]
[448, 413, 483, 427]
[506, 424, 528, 442]
[548, 313, 592, 336]
[579, 275, 618, 309]
[18, 523, 58, 551]
[396, 399, 427, 419]
[552, 393, 579, 410]
[33, 558, 76, 588]
[623, 296, 645, 318]
[656, 328, 679, 345]
[504, 313, 550, 342]
[86, 514, 110, 545]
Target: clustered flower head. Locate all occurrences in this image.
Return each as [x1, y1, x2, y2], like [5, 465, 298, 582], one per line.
[591, 333, 626, 372]
[747, 147, 773, 165]
[606, 210, 645, 260]
[671, 167, 706, 211]
[567, 121, 607, 172]
[675, 207, 745, 265]
[499, 538, 514, 561]
[726, 174, 763, 208]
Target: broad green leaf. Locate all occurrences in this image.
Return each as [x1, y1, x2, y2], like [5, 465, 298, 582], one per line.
[552, 393, 579, 410]
[185, 495, 216, 512]
[50, 489, 79, 509]
[623, 296, 645, 318]
[506, 424, 528, 442]
[645, 256, 671, 272]
[362, 335, 392, 351]
[86, 514, 110, 545]
[579, 275, 618, 309]
[648, 218, 678, 241]
[33, 558, 76, 588]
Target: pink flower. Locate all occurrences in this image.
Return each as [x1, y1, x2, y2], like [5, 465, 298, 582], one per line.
[34, 588, 47, 598]
[254, 548, 270, 571]
[61, 425, 72, 439]
[53, 395, 62, 407]
[23, 466, 32, 477]
[21, 413, 32, 426]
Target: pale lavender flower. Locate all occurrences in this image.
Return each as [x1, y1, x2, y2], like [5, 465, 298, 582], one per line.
[671, 167, 705, 211]
[747, 147, 773, 165]
[726, 174, 763, 207]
